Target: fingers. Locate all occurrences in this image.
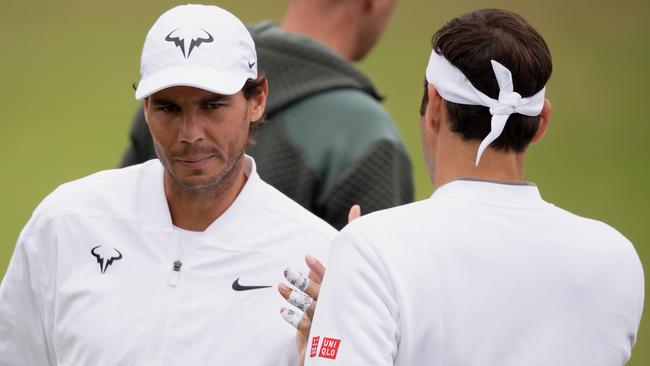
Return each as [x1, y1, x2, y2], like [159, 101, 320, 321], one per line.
[306, 255, 326, 283]
[284, 266, 309, 291]
[348, 204, 361, 223]
[285, 266, 320, 300]
[280, 263, 326, 333]
[279, 283, 314, 312]
[279, 282, 317, 319]
[281, 307, 311, 336]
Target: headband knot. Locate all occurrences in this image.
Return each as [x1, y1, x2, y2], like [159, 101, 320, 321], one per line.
[425, 52, 546, 165]
[490, 91, 522, 115]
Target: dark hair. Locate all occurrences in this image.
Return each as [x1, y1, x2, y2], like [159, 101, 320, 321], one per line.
[420, 9, 552, 152]
[242, 75, 267, 100]
[243, 75, 268, 144]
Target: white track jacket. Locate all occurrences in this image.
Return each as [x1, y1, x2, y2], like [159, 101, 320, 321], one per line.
[306, 180, 644, 366]
[0, 156, 335, 366]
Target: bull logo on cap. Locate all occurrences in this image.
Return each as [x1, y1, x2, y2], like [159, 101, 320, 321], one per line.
[165, 27, 214, 59]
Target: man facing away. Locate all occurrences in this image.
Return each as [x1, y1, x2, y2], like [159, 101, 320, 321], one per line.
[120, 0, 413, 229]
[303, 9, 644, 366]
[0, 5, 336, 365]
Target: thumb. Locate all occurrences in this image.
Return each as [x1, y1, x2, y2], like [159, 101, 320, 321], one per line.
[348, 204, 361, 223]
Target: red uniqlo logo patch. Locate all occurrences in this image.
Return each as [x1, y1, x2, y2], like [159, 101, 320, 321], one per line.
[310, 336, 320, 358]
[318, 337, 341, 360]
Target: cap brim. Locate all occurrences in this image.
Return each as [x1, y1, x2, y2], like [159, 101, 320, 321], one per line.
[135, 66, 250, 100]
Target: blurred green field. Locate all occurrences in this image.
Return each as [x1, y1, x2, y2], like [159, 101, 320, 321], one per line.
[1, 0, 648, 363]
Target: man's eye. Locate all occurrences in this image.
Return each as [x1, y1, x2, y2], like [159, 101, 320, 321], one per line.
[206, 102, 225, 110]
[158, 105, 179, 112]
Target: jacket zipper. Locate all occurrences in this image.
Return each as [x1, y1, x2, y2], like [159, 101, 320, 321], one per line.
[146, 259, 183, 366]
[146, 228, 187, 366]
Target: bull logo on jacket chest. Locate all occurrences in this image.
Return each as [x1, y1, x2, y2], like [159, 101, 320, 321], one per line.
[91, 245, 123, 274]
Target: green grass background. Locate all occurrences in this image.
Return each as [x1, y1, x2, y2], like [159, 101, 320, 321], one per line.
[1, 0, 648, 363]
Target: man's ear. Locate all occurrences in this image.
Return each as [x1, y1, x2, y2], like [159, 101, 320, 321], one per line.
[249, 79, 268, 121]
[425, 84, 444, 133]
[143, 98, 150, 126]
[531, 98, 551, 144]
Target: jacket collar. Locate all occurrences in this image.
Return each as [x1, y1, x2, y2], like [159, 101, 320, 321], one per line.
[432, 178, 551, 209]
[138, 155, 266, 240]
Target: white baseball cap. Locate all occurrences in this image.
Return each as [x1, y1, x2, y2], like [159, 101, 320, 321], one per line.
[135, 4, 258, 100]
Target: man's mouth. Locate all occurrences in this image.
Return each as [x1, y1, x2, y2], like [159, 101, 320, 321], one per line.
[175, 154, 216, 168]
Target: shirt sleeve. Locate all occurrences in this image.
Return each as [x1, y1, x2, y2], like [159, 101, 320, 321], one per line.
[0, 233, 54, 365]
[304, 229, 399, 365]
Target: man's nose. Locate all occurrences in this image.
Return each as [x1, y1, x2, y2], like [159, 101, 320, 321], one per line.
[178, 109, 205, 144]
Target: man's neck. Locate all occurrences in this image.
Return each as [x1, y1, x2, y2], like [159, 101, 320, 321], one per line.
[433, 136, 527, 188]
[164, 159, 247, 232]
[280, 4, 358, 61]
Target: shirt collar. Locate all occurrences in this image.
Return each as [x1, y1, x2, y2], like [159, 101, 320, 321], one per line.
[201, 155, 265, 241]
[138, 159, 171, 231]
[432, 178, 552, 209]
[138, 155, 266, 239]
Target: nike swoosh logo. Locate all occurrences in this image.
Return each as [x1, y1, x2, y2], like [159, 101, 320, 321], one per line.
[248, 61, 256, 69]
[232, 278, 271, 291]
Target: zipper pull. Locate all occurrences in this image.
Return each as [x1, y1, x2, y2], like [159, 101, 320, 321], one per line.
[169, 260, 182, 287]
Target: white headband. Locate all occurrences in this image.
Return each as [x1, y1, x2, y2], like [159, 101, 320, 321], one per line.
[425, 51, 546, 165]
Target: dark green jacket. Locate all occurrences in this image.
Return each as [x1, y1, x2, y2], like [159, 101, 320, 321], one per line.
[121, 22, 413, 229]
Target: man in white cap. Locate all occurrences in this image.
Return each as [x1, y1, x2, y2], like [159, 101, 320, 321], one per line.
[298, 8, 644, 366]
[120, 0, 413, 231]
[0, 4, 335, 365]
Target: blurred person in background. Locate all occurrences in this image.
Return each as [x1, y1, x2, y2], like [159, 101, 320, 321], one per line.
[281, 8, 644, 366]
[0, 5, 336, 365]
[121, 0, 413, 229]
